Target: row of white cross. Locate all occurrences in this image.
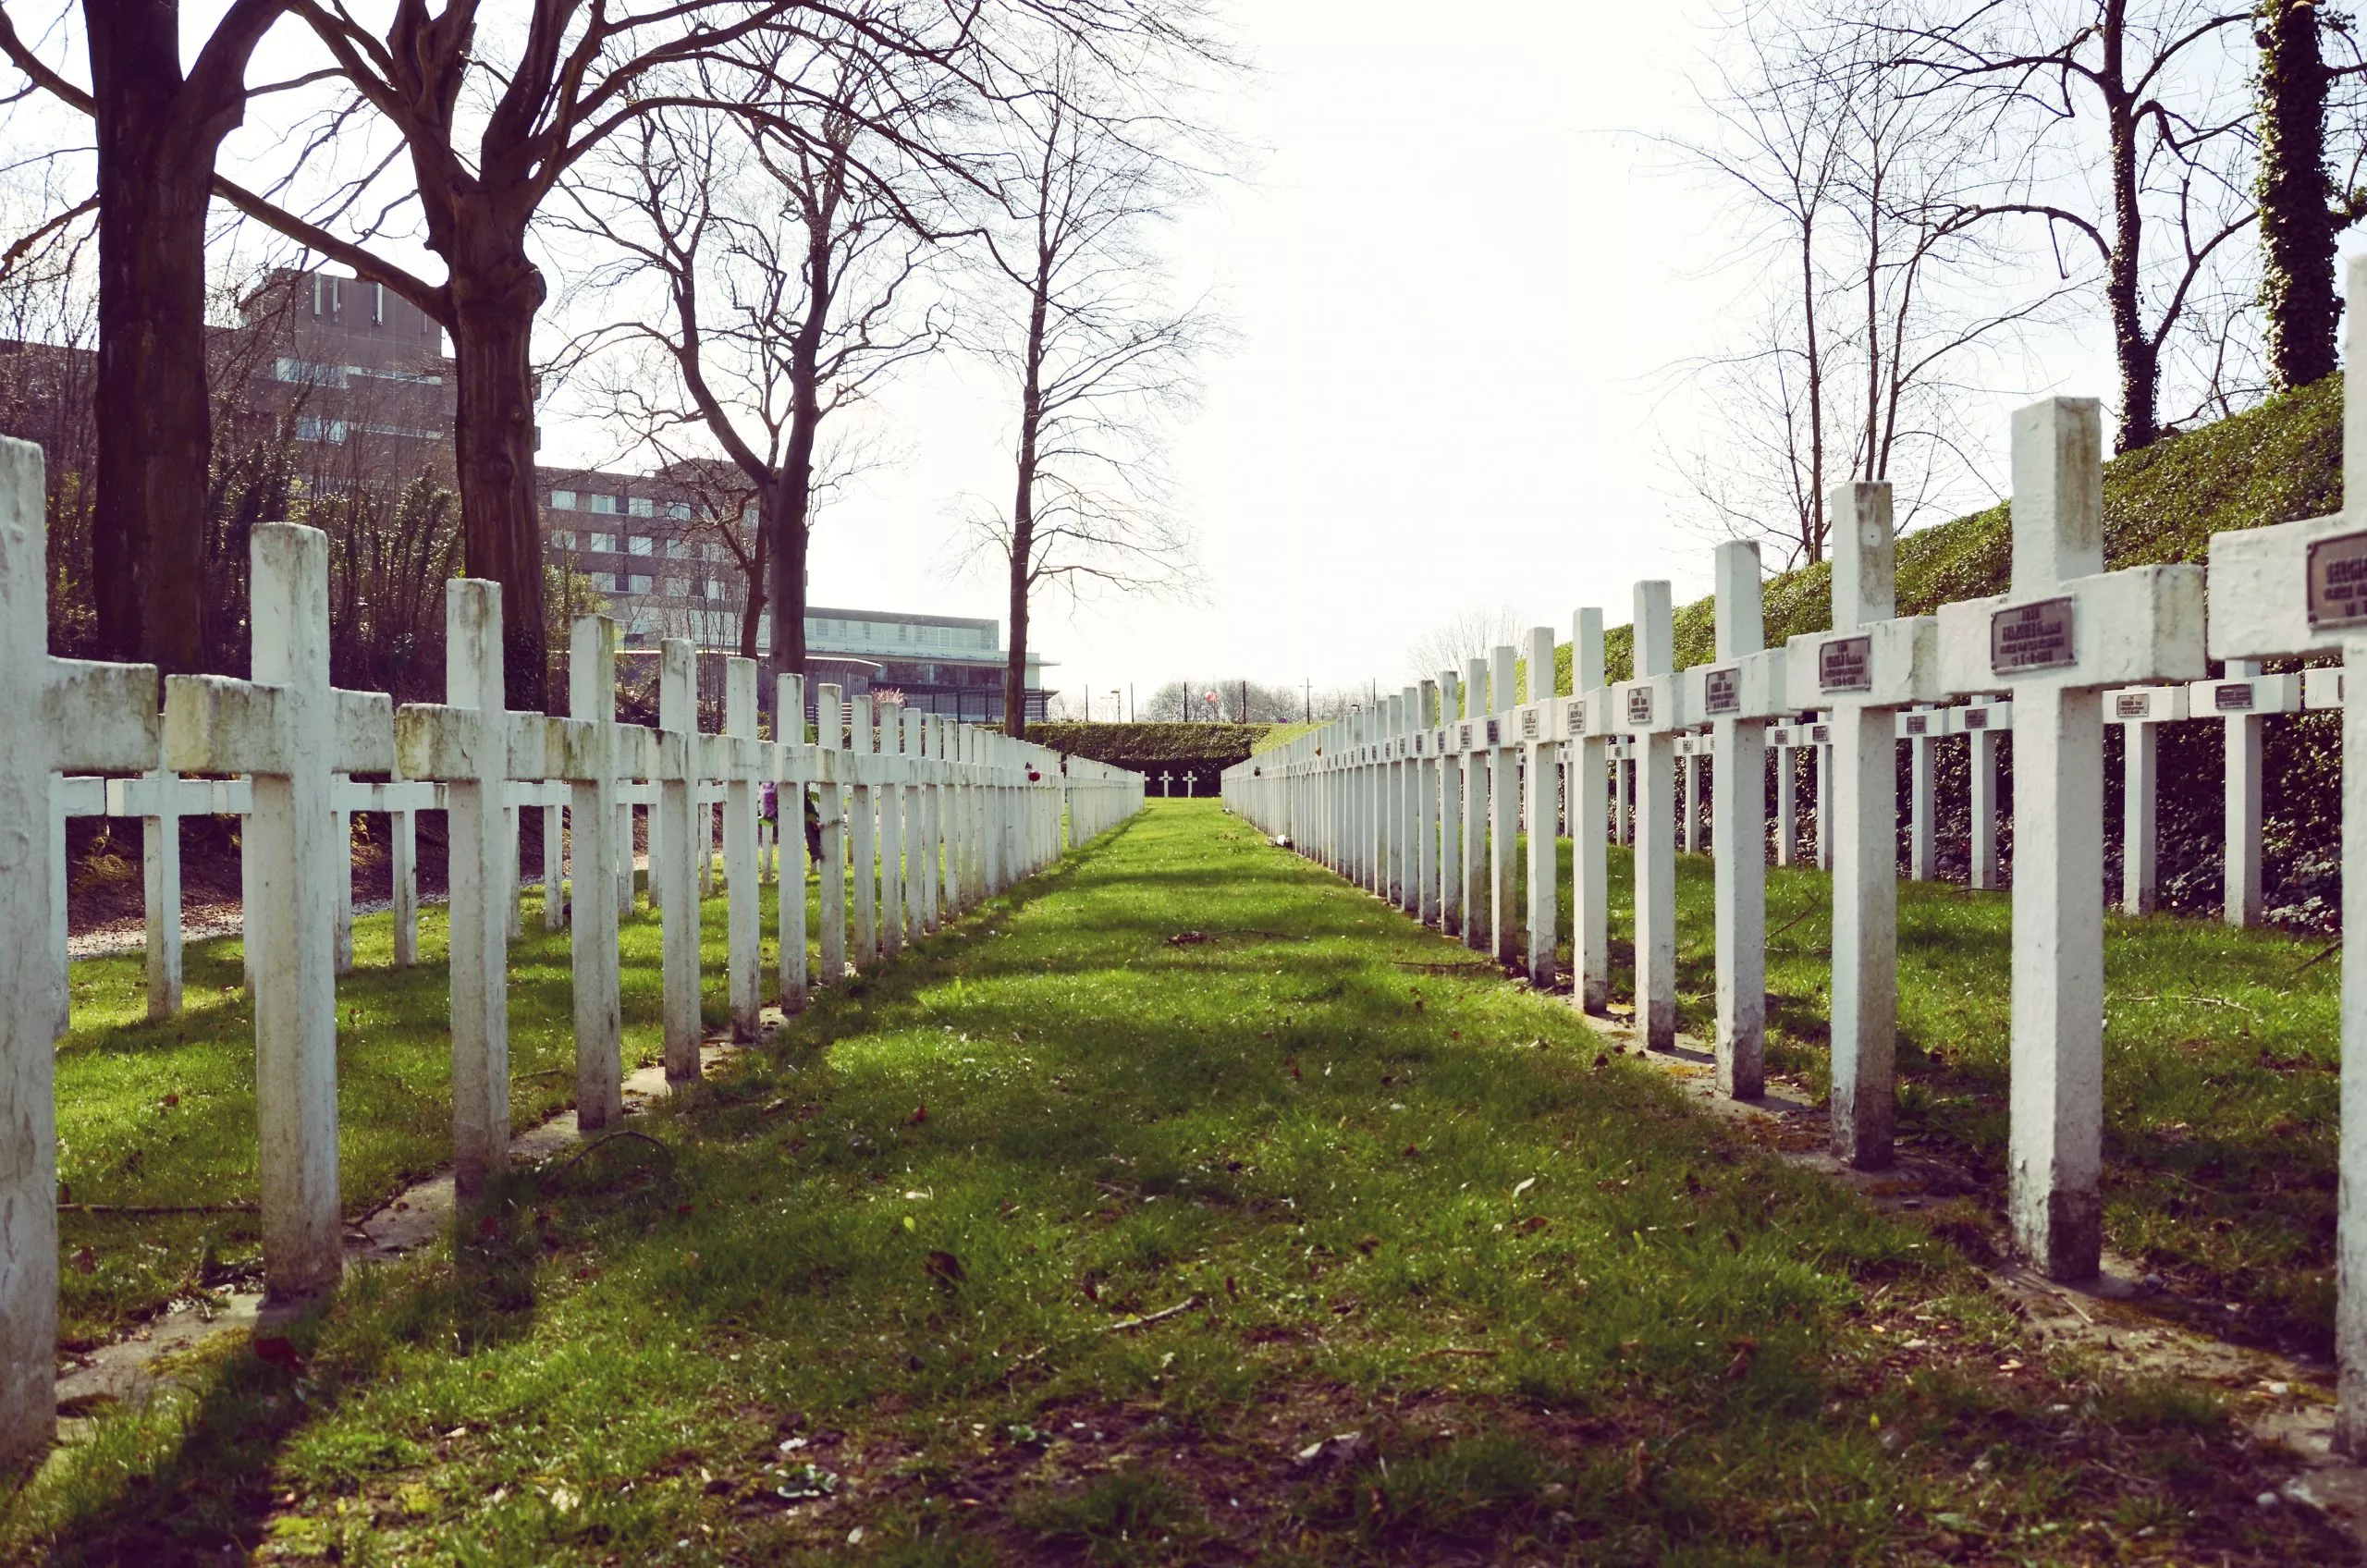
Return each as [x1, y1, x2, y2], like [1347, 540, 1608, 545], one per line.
[0, 445, 1144, 1467]
[1222, 256, 2367, 1456]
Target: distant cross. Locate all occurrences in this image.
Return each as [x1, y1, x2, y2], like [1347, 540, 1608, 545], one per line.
[1182, 770, 1197, 797]
[1158, 770, 1171, 797]
[1613, 583, 1682, 1049]
[106, 770, 252, 1018]
[2186, 661, 2299, 926]
[1938, 396, 2204, 1280]
[774, 672, 812, 1012]
[0, 437, 159, 1467]
[2101, 685, 2190, 915]
[722, 656, 766, 1040]
[166, 521, 395, 1295]
[1565, 611, 1610, 1012]
[656, 640, 706, 1076]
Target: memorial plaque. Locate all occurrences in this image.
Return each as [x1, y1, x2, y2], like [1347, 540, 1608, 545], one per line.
[1962, 707, 1989, 729]
[1414, 733, 1425, 753]
[1485, 718, 1499, 745]
[1564, 700, 1586, 736]
[1434, 729, 1447, 752]
[1810, 723, 1830, 743]
[1625, 687, 1653, 727]
[2307, 528, 2367, 629]
[1819, 635, 1872, 692]
[2214, 682, 2255, 712]
[1991, 595, 2076, 674]
[1703, 667, 1739, 717]
[2114, 692, 2150, 720]
[1458, 723, 1471, 750]
[1904, 714, 1928, 735]
[1521, 708, 1539, 740]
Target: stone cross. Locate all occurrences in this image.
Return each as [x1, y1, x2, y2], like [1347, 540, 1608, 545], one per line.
[878, 698, 909, 959]
[2102, 684, 2191, 915]
[105, 770, 253, 1017]
[1458, 656, 1489, 947]
[1435, 668, 1464, 936]
[1520, 630, 1560, 984]
[776, 674, 811, 1012]
[1938, 395, 2205, 1280]
[394, 579, 547, 1196]
[1767, 722, 1800, 866]
[1566, 608, 1611, 1012]
[1399, 686, 1421, 915]
[1613, 582, 1682, 1048]
[1690, 538, 1785, 1097]
[1416, 678, 1441, 925]
[1785, 483, 1940, 1169]
[849, 694, 878, 967]
[1810, 715, 1833, 871]
[815, 683, 851, 983]
[2188, 662, 2300, 925]
[1680, 740, 1701, 854]
[1897, 706, 1941, 881]
[320, 778, 436, 968]
[559, 614, 638, 1130]
[1183, 769, 1198, 797]
[166, 521, 395, 1292]
[0, 436, 159, 1467]
[1158, 770, 1171, 797]
[720, 657, 766, 1041]
[904, 706, 931, 936]
[50, 775, 106, 1034]
[656, 639, 705, 1078]
[1484, 645, 1521, 967]
[1949, 697, 2013, 890]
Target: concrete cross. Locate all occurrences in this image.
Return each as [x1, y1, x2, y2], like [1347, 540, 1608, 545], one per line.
[1897, 706, 1942, 881]
[0, 437, 160, 1466]
[1938, 395, 2205, 1280]
[558, 614, 644, 1131]
[848, 693, 878, 967]
[1520, 630, 1560, 985]
[1785, 483, 1941, 1169]
[815, 683, 851, 984]
[2102, 684, 2191, 915]
[1456, 657, 1489, 946]
[723, 657, 766, 1040]
[1565, 609, 1611, 1013]
[903, 706, 930, 937]
[1434, 668, 1464, 937]
[775, 674, 812, 1012]
[1686, 539, 1787, 1098]
[877, 698, 908, 960]
[1483, 646, 1521, 967]
[1947, 697, 2013, 890]
[105, 771, 252, 1017]
[1613, 582, 1683, 1048]
[166, 521, 396, 1293]
[320, 777, 436, 969]
[49, 775, 107, 1034]
[1413, 679, 1440, 925]
[393, 579, 551, 1196]
[1766, 721, 1801, 866]
[2187, 662, 2300, 926]
[1158, 770, 1171, 797]
[654, 640, 706, 1078]
[1183, 769, 1198, 797]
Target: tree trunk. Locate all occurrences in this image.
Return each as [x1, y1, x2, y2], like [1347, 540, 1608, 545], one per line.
[764, 230, 832, 695]
[738, 517, 767, 662]
[2257, 0, 2340, 390]
[1004, 508, 1032, 740]
[448, 252, 549, 711]
[765, 477, 810, 691]
[87, 6, 219, 674]
[2101, 7, 2159, 452]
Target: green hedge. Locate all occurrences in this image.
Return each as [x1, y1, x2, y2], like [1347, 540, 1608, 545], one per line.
[1027, 722, 1275, 769]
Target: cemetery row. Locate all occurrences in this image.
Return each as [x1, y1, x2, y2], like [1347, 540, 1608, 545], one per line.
[1222, 258, 2367, 1457]
[0, 434, 1144, 1469]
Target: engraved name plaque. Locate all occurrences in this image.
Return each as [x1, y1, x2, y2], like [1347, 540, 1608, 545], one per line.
[1703, 667, 1739, 717]
[2308, 529, 2367, 629]
[1819, 635, 1872, 692]
[1992, 596, 2076, 674]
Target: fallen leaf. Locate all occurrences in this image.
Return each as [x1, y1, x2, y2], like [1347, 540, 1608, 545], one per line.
[926, 1249, 966, 1284]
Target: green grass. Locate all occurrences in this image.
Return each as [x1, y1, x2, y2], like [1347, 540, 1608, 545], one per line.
[1493, 834, 2345, 1358]
[4, 802, 2340, 1564]
[53, 868, 809, 1349]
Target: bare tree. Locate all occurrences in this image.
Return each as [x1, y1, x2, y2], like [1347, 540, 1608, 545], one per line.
[558, 29, 950, 679]
[1877, 0, 2259, 453]
[1404, 604, 1523, 692]
[963, 33, 1217, 739]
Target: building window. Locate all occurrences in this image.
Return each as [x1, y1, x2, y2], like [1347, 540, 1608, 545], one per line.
[668, 501, 691, 521]
[628, 535, 655, 557]
[551, 529, 576, 550]
[550, 489, 576, 510]
[630, 496, 655, 518]
[295, 416, 348, 444]
[664, 538, 689, 558]
[589, 494, 616, 514]
[628, 573, 652, 594]
[588, 531, 616, 553]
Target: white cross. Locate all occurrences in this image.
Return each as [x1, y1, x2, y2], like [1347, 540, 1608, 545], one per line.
[1182, 769, 1197, 796]
[1938, 395, 2205, 1280]
[394, 580, 550, 1197]
[1895, 706, 1941, 882]
[2185, 662, 2300, 925]
[1944, 696, 2014, 890]
[1517, 634, 1559, 986]
[50, 774, 107, 1035]
[902, 705, 930, 938]
[1613, 582, 1683, 1048]
[722, 656, 767, 1041]
[1686, 539, 1787, 1098]
[814, 683, 851, 983]
[1157, 770, 1171, 797]
[654, 640, 707, 1077]
[105, 770, 253, 1018]
[0, 436, 160, 1465]
[1416, 677, 1442, 927]
[2101, 684, 2192, 915]
[323, 778, 436, 967]
[1481, 647, 1521, 967]
[166, 521, 396, 1298]
[551, 614, 647, 1130]
[1434, 668, 1466, 938]
[1564, 610, 1611, 1012]
[2201, 258, 2367, 1440]
[773, 673, 813, 1012]
[876, 698, 908, 960]
[1784, 484, 1940, 1169]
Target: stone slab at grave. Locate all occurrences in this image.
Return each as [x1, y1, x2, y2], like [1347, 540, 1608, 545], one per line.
[1945, 697, 2014, 891]
[1938, 395, 2204, 1280]
[1786, 484, 1941, 1168]
[2188, 664, 2301, 926]
[1567, 609, 1612, 1012]
[1520, 631, 1560, 985]
[166, 521, 396, 1294]
[1613, 582, 1685, 1049]
[106, 771, 254, 1017]
[0, 438, 161, 1469]
[394, 580, 558, 1196]
[1897, 706, 1942, 881]
[1684, 539, 1786, 1097]
[2102, 684, 2191, 916]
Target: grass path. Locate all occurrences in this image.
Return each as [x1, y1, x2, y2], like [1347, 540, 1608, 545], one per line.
[6, 802, 2346, 1564]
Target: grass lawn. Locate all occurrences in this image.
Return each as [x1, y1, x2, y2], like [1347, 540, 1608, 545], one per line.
[4, 801, 2341, 1564]
[1502, 838, 2343, 1360]
[53, 870, 806, 1349]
